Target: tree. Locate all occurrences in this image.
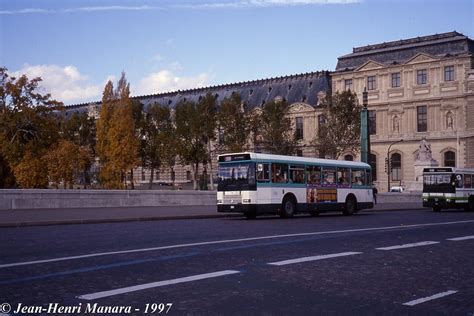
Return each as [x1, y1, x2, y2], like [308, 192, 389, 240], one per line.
[312, 90, 361, 159]
[0, 67, 62, 188]
[13, 151, 48, 188]
[61, 111, 96, 187]
[217, 92, 250, 153]
[141, 103, 176, 189]
[96, 72, 139, 189]
[44, 139, 92, 189]
[258, 99, 296, 155]
[197, 93, 217, 190]
[174, 100, 207, 190]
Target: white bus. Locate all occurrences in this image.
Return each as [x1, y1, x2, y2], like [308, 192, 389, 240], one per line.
[422, 167, 474, 212]
[217, 152, 374, 219]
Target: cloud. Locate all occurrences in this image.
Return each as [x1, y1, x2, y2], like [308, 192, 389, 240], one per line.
[0, 1, 360, 14]
[136, 70, 211, 96]
[10, 65, 104, 104]
[0, 6, 163, 15]
[175, 0, 361, 9]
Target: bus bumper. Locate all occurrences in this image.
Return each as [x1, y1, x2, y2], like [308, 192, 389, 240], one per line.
[423, 198, 461, 209]
[217, 204, 257, 214]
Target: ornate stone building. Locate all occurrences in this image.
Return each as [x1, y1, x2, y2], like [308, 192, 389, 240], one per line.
[333, 31, 474, 191]
[67, 31, 474, 191]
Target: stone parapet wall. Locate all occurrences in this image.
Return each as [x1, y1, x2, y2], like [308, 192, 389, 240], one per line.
[0, 189, 216, 210]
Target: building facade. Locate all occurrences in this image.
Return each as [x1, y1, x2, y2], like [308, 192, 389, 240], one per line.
[67, 31, 474, 191]
[333, 31, 474, 191]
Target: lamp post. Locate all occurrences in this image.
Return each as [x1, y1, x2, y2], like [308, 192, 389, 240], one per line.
[360, 88, 370, 164]
[387, 139, 404, 192]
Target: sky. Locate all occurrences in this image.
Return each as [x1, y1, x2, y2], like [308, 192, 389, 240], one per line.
[0, 0, 473, 105]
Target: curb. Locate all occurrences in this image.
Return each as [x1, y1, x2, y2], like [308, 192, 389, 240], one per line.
[0, 214, 241, 228]
[0, 207, 429, 228]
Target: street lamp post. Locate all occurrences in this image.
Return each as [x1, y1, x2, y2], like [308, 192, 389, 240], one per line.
[387, 139, 404, 192]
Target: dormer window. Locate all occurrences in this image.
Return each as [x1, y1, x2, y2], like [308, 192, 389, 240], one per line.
[268, 87, 272, 94]
[249, 89, 254, 96]
[288, 84, 292, 90]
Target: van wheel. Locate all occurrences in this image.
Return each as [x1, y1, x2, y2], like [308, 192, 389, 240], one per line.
[343, 196, 357, 216]
[280, 197, 296, 218]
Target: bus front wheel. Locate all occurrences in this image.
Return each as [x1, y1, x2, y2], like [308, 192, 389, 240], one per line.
[343, 196, 357, 216]
[280, 197, 296, 218]
[468, 197, 474, 212]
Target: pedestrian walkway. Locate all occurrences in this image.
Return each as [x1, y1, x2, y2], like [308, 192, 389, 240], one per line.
[0, 202, 425, 227]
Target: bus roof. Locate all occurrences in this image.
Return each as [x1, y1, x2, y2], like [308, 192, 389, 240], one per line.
[218, 152, 371, 168]
[423, 167, 474, 174]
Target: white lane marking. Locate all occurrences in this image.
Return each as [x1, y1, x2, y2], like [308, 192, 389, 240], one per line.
[376, 241, 439, 250]
[268, 252, 362, 266]
[78, 270, 240, 300]
[403, 290, 458, 306]
[447, 235, 474, 241]
[2, 219, 474, 269]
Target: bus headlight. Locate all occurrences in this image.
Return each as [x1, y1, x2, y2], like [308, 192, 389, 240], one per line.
[243, 199, 251, 203]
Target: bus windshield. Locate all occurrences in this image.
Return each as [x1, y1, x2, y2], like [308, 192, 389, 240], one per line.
[218, 162, 256, 191]
[423, 173, 455, 193]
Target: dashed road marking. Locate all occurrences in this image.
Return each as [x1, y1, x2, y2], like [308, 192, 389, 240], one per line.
[2, 219, 474, 269]
[376, 241, 439, 251]
[268, 252, 362, 266]
[77, 270, 240, 300]
[403, 290, 458, 306]
[447, 235, 474, 241]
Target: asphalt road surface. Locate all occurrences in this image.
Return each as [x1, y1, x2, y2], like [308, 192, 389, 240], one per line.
[1, 209, 474, 315]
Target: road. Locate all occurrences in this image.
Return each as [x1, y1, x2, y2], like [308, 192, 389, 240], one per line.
[1, 209, 474, 315]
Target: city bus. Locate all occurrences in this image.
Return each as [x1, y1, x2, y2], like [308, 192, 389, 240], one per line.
[217, 152, 374, 219]
[422, 167, 474, 212]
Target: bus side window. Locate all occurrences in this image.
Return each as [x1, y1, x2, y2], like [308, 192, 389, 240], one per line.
[464, 174, 472, 188]
[290, 165, 305, 184]
[306, 165, 321, 184]
[352, 169, 366, 186]
[272, 163, 288, 183]
[455, 174, 463, 188]
[256, 163, 270, 182]
[337, 167, 350, 185]
[322, 167, 336, 185]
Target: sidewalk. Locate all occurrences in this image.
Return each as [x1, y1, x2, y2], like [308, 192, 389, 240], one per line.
[0, 202, 425, 227]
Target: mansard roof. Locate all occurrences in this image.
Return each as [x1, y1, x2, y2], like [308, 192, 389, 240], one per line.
[67, 71, 331, 113]
[336, 31, 474, 72]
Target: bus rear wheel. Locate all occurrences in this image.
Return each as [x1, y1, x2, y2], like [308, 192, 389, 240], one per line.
[343, 196, 357, 216]
[280, 197, 296, 218]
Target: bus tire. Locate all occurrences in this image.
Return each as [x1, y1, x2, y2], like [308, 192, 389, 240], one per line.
[245, 212, 257, 219]
[343, 196, 357, 216]
[469, 197, 474, 212]
[280, 196, 296, 218]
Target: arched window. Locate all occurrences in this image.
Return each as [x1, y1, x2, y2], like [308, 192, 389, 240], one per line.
[444, 151, 455, 167]
[369, 154, 377, 182]
[344, 154, 353, 161]
[391, 153, 402, 181]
